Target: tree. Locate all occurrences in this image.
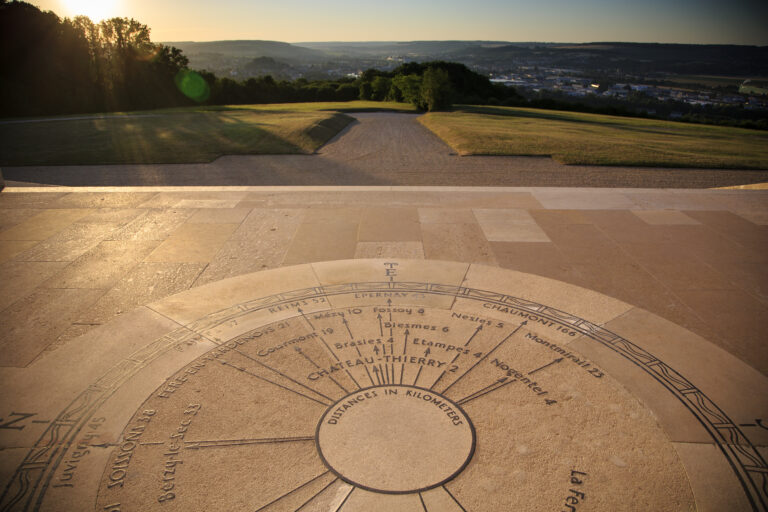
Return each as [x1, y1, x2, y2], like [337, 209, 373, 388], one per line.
[392, 74, 423, 108]
[336, 83, 358, 101]
[420, 67, 453, 111]
[359, 81, 373, 101]
[0, 1, 98, 115]
[371, 76, 391, 101]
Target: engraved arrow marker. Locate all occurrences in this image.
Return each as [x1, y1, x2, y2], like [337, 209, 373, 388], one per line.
[440, 321, 527, 395]
[528, 357, 564, 375]
[185, 436, 314, 449]
[316, 335, 362, 391]
[400, 329, 410, 384]
[429, 324, 483, 391]
[342, 317, 354, 340]
[232, 347, 335, 402]
[220, 360, 330, 407]
[297, 307, 316, 331]
[295, 346, 350, 395]
[456, 377, 515, 406]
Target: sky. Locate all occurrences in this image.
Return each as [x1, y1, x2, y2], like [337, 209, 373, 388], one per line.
[33, 0, 768, 45]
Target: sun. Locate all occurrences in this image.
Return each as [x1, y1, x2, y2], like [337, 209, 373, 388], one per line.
[61, 0, 120, 22]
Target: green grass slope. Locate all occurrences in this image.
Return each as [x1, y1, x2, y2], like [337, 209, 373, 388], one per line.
[419, 106, 768, 169]
[0, 109, 356, 166]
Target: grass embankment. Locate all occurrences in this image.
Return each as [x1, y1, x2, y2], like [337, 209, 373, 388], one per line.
[0, 101, 415, 166]
[420, 106, 768, 169]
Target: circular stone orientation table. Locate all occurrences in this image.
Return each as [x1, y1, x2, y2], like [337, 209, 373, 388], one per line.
[0, 260, 766, 511]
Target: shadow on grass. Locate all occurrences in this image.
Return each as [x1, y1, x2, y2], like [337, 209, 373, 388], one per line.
[317, 106, 419, 114]
[0, 111, 356, 166]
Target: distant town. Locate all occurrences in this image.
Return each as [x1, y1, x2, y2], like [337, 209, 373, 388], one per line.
[488, 70, 768, 112]
[168, 40, 768, 117]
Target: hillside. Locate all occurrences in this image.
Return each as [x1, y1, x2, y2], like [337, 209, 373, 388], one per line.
[163, 40, 327, 63]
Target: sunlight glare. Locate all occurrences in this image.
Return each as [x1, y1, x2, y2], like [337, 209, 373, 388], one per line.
[62, 0, 119, 22]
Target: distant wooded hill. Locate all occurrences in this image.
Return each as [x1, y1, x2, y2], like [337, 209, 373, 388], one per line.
[164, 40, 768, 76]
[164, 40, 327, 63]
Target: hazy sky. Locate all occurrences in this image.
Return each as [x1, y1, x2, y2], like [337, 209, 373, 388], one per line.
[34, 0, 768, 45]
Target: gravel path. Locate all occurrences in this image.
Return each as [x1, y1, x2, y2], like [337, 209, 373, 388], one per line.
[5, 112, 768, 187]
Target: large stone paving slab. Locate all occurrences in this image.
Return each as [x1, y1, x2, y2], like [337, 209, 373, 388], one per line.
[0, 260, 765, 511]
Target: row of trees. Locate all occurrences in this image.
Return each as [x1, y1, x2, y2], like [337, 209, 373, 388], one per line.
[197, 62, 521, 111]
[1, 1, 521, 116]
[1, 1, 191, 116]
[357, 62, 521, 110]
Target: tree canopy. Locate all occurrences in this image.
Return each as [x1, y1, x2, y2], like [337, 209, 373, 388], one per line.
[1, 0, 190, 115]
[0, 1, 521, 117]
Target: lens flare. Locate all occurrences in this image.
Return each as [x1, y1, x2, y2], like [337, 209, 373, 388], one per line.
[175, 70, 210, 103]
[62, 0, 119, 21]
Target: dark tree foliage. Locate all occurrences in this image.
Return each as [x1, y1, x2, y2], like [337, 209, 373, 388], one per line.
[1, 1, 519, 116]
[358, 61, 523, 110]
[1, 1, 190, 116]
[1, 1, 97, 115]
[420, 67, 453, 111]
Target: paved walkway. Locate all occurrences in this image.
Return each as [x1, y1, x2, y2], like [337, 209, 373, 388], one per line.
[1, 186, 766, 375]
[0, 186, 766, 510]
[5, 113, 768, 187]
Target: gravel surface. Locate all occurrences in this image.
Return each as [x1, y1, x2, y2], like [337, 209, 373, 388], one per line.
[5, 112, 768, 188]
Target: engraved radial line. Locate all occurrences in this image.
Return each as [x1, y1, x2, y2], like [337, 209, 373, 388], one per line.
[185, 436, 315, 449]
[363, 365, 376, 387]
[342, 317, 354, 339]
[457, 378, 514, 406]
[232, 347, 335, 402]
[413, 366, 423, 387]
[253, 470, 331, 512]
[295, 477, 339, 511]
[316, 335, 362, 391]
[528, 357, 563, 375]
[430, 324, 483, 391]
[334, 486, 355, 512]
[342, 318, 376, 386]
[380, 364, 388, 385]
[442, 486, 468, 512]
[220, 360, 330, 407]
[295, 347, 350, 395]
[400, 328, 410, 385]
[441, 321, 527, 395]
[419, 492, 428, 511]
[297, 308, 316, 331]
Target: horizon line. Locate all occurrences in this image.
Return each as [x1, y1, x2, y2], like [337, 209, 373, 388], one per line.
[158, 39, 768, 47]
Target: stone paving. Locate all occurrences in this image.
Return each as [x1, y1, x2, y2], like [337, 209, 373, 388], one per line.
[0, 185, 767, 511]
[1, 186, 766, 374]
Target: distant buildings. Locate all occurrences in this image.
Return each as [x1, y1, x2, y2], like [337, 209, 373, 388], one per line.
[490, 68, 765, 111]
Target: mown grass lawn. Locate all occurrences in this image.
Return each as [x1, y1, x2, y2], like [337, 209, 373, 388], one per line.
[419, 106, 768, 169]
[0, 101, 416, 166]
